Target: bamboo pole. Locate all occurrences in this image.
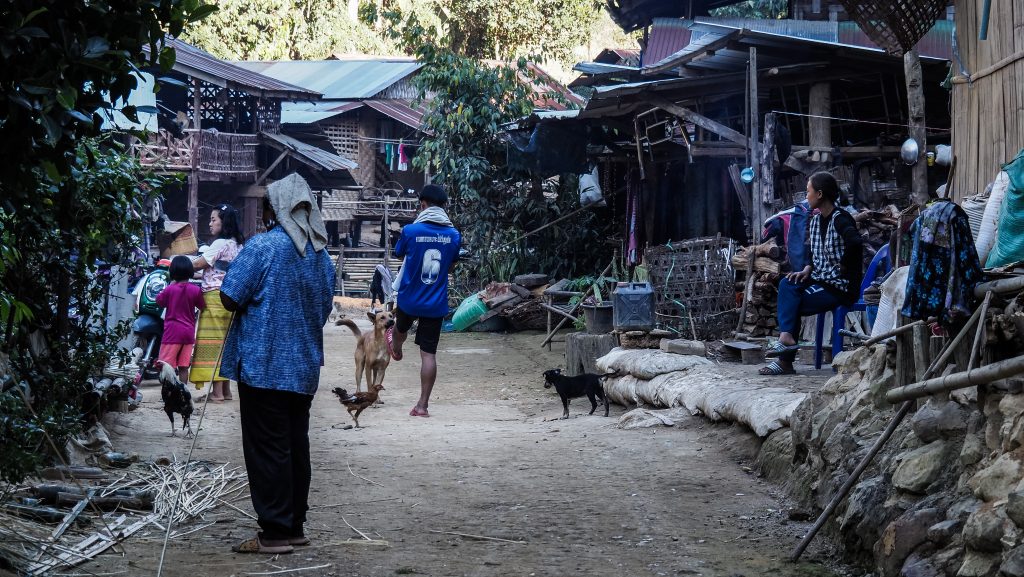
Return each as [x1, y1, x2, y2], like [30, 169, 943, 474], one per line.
[968, 291, 993, 371]
[887, 355, 1024, 404]
[974, 275, 1024, 298]
[856, 320, 925, 347]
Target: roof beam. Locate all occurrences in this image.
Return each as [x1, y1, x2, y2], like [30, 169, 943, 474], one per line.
[646, 96, 749, 147]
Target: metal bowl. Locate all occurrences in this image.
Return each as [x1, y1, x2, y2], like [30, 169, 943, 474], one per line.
[901, 138, 920, 165]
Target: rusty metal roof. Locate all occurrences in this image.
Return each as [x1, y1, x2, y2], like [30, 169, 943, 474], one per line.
[261, 131, 358, 172]
[363, 99, 425, 130]
[155, 38, 321, 100]
[644, 18, 693, 66]
[236, 59, 422, 99]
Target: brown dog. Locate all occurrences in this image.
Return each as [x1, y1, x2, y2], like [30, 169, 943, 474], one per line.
[337, 310, 395, 393]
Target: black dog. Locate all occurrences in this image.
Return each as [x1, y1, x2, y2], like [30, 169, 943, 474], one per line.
[542, 368, 611, 419]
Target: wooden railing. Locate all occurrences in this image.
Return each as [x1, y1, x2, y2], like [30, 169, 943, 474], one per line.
[131, 129, 258, 176]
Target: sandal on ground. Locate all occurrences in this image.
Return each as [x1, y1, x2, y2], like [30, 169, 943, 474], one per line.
[764, 341, 800, 358]
[232, 532, 294, 554]
[409, 407, 429, 417]
[386, 327, 403, 361]
[207, 395, 225, 403]
[288, 536, 311, 546]
[759, 361, 796, 376]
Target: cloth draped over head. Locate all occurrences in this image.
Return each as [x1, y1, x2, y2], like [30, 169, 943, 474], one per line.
[266, 173, 329, 256]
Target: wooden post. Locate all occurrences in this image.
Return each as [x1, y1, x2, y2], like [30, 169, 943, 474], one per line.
[904, 49, 928, 205]
[188, 78, 202, 233]
[748, 47, 761, 241]
[808, 82, 831, 161]
[760, 111, 776, 212]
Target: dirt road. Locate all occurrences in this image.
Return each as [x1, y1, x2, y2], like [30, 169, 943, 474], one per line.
[89, 318, 839, 577]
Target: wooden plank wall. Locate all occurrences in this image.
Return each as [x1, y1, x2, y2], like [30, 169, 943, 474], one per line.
[951, 0, 1024, 201]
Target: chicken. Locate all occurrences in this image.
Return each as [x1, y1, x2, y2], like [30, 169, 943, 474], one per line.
[157, 361, 194, 438]
[332, 384, 384, 428]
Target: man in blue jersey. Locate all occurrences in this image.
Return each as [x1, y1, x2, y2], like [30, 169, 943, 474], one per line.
[388, 184, 461, 417]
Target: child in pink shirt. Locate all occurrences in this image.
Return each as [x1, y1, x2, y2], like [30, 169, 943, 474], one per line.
[156, 256, 206, 384]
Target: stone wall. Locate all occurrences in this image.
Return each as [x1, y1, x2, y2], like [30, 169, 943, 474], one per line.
[761, 340, 1024, 577]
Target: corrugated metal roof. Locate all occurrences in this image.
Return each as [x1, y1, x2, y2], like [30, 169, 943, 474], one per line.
[644, 18, 693, 66]
[262, 132, 358, 172]
[235, 59, 422, 99]
[838, 19, 953, 61]
[281, 101, 364, 124]
[363, 99, 425, 130]
[151, 38, 320, 100]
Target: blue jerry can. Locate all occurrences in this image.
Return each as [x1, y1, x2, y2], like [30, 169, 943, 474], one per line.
[612, 282, 655, 332]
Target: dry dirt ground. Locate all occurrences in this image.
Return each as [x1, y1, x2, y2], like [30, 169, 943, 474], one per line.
[82, 305, 842, 577]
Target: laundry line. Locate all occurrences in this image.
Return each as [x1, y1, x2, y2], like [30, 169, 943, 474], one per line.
[771, 110, 951, 134]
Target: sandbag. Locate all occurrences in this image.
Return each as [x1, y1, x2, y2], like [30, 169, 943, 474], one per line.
[871, 266, 910, 339]
[618, 407, 694, 429]
[987, 150, 1024, 268]
[603, 366, 807, 437]
[596, 348, 712, 380]
[976, 171, 1009, 264]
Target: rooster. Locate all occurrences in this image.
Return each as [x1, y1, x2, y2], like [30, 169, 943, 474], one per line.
[157, 361, 194, 438]
[332, 384, 384, 428]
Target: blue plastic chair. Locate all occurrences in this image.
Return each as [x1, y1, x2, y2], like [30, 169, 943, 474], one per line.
[814, 244, 891, 369]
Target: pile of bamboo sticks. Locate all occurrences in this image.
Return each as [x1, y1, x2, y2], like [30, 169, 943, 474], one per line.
[0, 459, 248, 575]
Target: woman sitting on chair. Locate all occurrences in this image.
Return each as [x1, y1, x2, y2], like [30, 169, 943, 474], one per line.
[760, 172, 863, 375]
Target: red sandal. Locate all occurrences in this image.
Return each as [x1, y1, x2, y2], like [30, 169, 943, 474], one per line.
[386, 327, 403, 361]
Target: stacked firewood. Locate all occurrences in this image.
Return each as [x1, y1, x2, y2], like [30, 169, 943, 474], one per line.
[732, 239, 783, 337]
[853, 205, 900, 263]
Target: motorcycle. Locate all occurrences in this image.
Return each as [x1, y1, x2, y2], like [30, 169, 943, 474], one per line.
[130, 259, 170, 382]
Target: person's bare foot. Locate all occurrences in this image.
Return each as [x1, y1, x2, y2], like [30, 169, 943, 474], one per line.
[409, 407, 429, 417]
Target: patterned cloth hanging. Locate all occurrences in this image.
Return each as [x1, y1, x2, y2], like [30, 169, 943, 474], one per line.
[900, 200, 984, 328]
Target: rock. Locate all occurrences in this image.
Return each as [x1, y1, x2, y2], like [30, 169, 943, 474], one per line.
[870, 364, 898, 408]
[928, 519, 965, 545]
[1009, 491, 1024, 528]
[969, 449, 1024, 502]
[756, 428, 794, 482]
[513, 273, 549, 288]
[788, 508, 813, 521]
[875, 507, 944, 577]
[963, 505, 1013, 552]
[911, 399, 969, 443]
[894, 441, 949, 494]
[902, 549, 944, 577]
[957, 550, 1000, 577]
[962, 434, 987, 467]
[950, 498, 985, 522]
[841, 477, 892, 549]
[1001, 545, 1024, 576]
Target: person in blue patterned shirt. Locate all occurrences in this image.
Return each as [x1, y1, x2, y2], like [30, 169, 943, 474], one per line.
[220, 174, 335, 554]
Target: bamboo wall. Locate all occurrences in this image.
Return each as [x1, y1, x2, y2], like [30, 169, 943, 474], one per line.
[951, 0, 1024, 201]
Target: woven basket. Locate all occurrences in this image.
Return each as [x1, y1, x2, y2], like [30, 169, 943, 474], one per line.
[644, 236, 736, 340]
[838, 0, 948, 57]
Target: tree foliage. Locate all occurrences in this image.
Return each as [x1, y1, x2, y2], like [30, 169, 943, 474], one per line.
[710, 0, 788, 19]
[384, 10, 613, 287]
[0, 0, 203, 482]
[183, 0, 394, 60]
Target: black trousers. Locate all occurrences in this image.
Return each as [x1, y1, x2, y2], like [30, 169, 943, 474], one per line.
[238, 382, 313, 540]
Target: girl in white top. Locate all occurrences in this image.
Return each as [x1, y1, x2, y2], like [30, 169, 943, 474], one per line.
[190, 204, 244, 400]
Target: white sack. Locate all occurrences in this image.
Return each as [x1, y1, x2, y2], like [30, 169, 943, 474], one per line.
[871, 266, 910, 339]
[977, 171, 1010, 264]
[596, 348, 712, 380]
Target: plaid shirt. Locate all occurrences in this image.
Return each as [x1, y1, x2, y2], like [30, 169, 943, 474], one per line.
[809, 211, 849, 294]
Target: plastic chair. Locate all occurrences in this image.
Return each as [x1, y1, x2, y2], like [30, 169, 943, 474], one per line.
[814, 244, 891, 369]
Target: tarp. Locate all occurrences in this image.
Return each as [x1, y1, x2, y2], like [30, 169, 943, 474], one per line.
[987, 148, 1024, 268]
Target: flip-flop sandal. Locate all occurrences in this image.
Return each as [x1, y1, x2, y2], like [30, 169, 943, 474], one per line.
[232, 533, 294, 554]
[386, 327, 403, 361]
[759, 361, 796, 376]
[288, 536, 311, 546]
[764, 341, 800, 358]
[409, 407, 429, 417]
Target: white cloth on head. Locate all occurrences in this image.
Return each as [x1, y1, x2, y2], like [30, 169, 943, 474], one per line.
[266, 173, 329, 256]
[391, 206, 454, 296]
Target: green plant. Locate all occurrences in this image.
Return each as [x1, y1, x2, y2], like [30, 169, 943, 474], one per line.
[0, 0, 203, 483]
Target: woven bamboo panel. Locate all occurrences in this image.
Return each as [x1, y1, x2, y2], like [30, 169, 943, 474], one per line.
[838, 0, 947, 57]
[323, 119, 359, 161]
[644, 236, 736, 340]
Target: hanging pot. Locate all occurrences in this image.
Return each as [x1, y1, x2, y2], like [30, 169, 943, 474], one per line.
[901, 138, 920, 165]
[740, 167, 755, 183]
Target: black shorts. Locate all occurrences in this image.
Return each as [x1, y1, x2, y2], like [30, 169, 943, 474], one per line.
[395, 307, 443, 355]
